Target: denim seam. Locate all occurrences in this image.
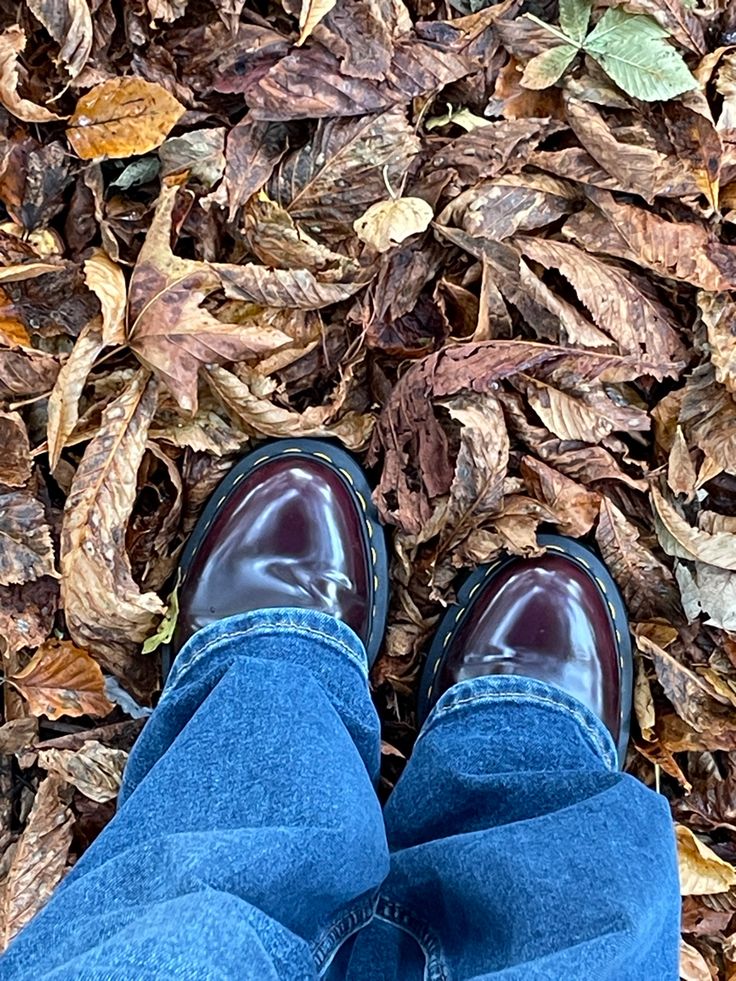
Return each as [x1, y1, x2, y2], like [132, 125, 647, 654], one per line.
[423, 688, 617, 771]
[167, 622, 367, 695]
[375, 898, 449, 981]
[311, 895, 377, 975]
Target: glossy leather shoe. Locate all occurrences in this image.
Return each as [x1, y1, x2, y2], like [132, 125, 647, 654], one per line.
[418, 535, 632, 764]
[162, 439, 388, 678]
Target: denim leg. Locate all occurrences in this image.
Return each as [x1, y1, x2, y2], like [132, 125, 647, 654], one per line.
[0, 609, 389, 981]
[374, 676, 680, 981]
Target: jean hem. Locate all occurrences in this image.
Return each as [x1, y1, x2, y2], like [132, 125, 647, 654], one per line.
[419, 675, 618, 772]
[163, 609, 369, 698]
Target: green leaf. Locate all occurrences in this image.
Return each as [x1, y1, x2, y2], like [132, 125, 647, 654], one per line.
[584, 9, 698, 102]
[559, 0, 592, 45]
[141, 575, 180, 654]
[521, 45, 579, 90]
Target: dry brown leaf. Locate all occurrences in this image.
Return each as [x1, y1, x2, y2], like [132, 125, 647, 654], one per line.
[634, 655, 656, 741]
[443, 393, 509, 526]
[520, 455, 600, 537]
[676, 561, 736, 633]
[0, 26, 65, 123]
[83, 250, 126, 345]
[679, 939, 714, 981]
[207, 365, 374, 449]
[297, 0, 337, 45]
[564, 190, 736, 292]
[67, 78, 186, 160]
[354, 197, 434, 253]
[679, 366, 736, 476]
[522, 374, 647, 442]
[700, 292, 736, 395]
[7, 639, 114, 720]
[26, 0, 93, 78]
[60, 370, 165, 658]
[677, 825, 736, 896]
[128, 185, 292, 412]
[0, 411, 31, 487]
[0, 774, 73, 950]
[46, 321, 105, 472]
[39, 740, 126, 803]
[517, 237, 684, 364]
[653, 486, 736, 571]
[0, 491, 56, 587]
[596, 497, 680, 621]
[668, 426, 697, 500]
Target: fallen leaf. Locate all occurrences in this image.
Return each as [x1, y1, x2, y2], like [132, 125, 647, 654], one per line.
[679, 365, 736, 477]
[0, 411, 31, 487]
[0, 717, 38, 754]
[680, 939, 714, 981]
[564, 190, 736, 292]
[26, 0, 93, 78]
[159, 128, 226, 187]
[67, 78, 186, 160]
[634, 655, 656, 740]
[296, 0, 337, 46]
[676, 561, 736, 633]
[443, 393, 509, 527]
[700, 292, 736, 396]
[207, 365, 374, 449]
[39, 741, 127, 803]
[270, 107, 421, 242]
[677, 824, 736, 896]
[212, 117, 289, 223]
[0, 26, 65, 123]
[520, 455, 600, 537]
[7, 639, 114, 720]
[0, 577, 58, 658]
[60, 370, 165, 658]
[83, 250, 127, 345]
[128, 184, 292, 411]
[46, 322, 105, 472]
[0, 491, 56, 587]
[0, 775, 73, 949]
[668, 426, 697, 500]
[596, 497, 680, 621]
[354, 197, 434, 253]
[653, 486, 736, 571]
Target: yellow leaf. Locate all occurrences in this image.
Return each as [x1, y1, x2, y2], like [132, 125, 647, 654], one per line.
[676, 824, 736, 895]
[7, 639, 114, 720]
[353, 197, 434, 253]
[296, 0, 337, 46]
[67, 77, 185, 160]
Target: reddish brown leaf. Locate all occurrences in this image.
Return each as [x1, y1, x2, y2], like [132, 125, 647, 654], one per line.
[7, 639, 114, 720]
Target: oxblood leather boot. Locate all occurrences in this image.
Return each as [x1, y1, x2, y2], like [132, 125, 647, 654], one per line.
[162, 439, 388, 678]
[418, 535, 632, 764]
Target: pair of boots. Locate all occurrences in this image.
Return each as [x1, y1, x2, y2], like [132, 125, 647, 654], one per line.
[171, 438, 630, 761]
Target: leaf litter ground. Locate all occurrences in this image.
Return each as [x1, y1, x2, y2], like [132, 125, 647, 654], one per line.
[1, 0, 736, 974]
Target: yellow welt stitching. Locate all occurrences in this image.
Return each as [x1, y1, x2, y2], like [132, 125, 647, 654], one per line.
[339, 467, 355, 486]
[313, 452, 333, 463]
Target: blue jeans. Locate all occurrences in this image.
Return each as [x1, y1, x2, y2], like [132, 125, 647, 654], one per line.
[1, 610, 680, 980]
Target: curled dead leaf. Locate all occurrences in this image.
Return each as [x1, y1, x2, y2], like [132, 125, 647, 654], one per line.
[83, 250, 127, 345]
[676, 824, 736, 896]
[39, 740, 127, 803]
[0, 26, 65, 123]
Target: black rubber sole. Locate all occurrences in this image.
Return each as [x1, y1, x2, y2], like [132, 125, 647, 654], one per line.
[160, 438, 389, 680]
[417, 534, 633, 767]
